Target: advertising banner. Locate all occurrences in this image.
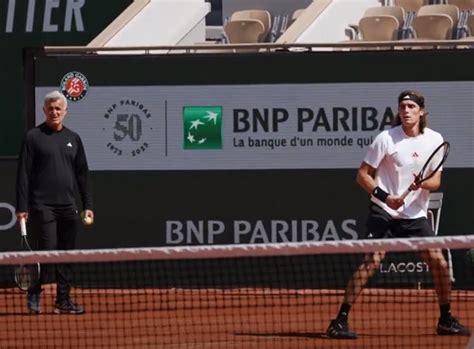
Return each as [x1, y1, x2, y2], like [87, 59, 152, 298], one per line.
[34, 82, 474, 170]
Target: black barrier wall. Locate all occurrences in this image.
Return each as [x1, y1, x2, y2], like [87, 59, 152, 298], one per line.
[1, 160, 473, 288]
[3, 164, 472, 249]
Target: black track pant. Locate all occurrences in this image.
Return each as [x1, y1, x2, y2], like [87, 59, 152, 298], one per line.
[27, 204, 81, 302]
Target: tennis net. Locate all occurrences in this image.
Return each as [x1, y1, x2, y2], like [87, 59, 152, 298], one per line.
[0, 235, 473, 349]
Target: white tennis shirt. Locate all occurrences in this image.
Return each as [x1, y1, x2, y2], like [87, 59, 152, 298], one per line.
[364, 125, 444, 219]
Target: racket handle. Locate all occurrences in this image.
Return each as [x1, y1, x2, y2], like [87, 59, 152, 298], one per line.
[20, 218, 27, 237]
[399, 188, 411, 201]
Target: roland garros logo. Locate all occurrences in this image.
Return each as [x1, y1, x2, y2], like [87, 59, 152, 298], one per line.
[60, 71, 89, 102]
[103, 99, 152, 157]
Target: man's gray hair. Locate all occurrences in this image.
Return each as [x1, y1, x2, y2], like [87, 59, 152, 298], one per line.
[44, 90, 68, 107]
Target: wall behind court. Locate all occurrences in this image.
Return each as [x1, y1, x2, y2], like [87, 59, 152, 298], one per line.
[6, 48, 473, 288]
[24, 49, 474, 246]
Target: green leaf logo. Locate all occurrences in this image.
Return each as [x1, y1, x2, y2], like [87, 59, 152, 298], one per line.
[183, 106, 223, 149]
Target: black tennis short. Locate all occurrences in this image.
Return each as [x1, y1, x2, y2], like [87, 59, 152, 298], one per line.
[365, 203, 434, 239]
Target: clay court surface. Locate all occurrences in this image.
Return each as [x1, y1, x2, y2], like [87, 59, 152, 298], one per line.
[0, 286, 472, 348]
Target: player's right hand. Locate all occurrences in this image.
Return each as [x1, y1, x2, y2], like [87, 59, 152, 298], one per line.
[386, 196, 404, 210]
[16, 212, 29, 222]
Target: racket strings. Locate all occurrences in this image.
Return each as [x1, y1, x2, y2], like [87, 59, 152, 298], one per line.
[419, 142, 450, 181]
[15, 237, 40, 291]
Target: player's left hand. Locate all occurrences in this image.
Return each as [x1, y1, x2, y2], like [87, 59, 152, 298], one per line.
[82, 209, 94, 225]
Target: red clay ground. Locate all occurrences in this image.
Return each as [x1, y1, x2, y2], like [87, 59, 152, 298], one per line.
[0, 286, 472, 348]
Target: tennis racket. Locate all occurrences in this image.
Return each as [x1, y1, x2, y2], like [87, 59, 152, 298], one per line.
[14, 218, 40, 292]
[400, 141, 450, 200]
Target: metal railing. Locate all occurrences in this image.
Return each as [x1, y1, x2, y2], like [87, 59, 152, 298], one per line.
[42, 39, 474, 55]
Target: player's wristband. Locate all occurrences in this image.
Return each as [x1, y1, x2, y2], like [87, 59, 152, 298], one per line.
[372, 186, 389, 202]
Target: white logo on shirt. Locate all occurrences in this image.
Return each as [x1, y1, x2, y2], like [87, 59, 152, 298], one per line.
[67, 142, 73, 148]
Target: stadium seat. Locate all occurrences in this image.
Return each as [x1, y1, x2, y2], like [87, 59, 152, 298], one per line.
[349, 6, 406, 41]
[413, 14, 454, 39]
[229, 9, 272, 42]
[428, 192, 455, 282]
[359, 15, 402, 41]
[428, 192, 443, 238]
[223, 19, 266, 47]
[412, 5, 459, 39]
[418, 5, 459, 29]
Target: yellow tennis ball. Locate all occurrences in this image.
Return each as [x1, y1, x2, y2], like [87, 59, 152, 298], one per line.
[83, 216, 93, 225]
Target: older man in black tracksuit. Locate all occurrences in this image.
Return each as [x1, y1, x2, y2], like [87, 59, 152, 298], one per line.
[16, 90, 93, 314]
